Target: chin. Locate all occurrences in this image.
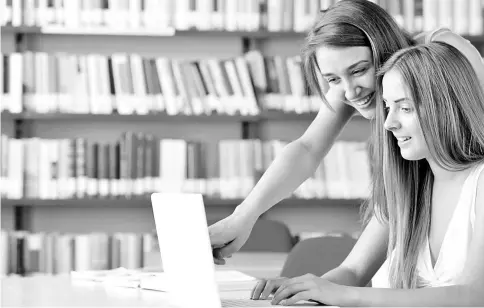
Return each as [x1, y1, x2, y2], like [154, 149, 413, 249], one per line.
[400, 151, 425, 161]
[356, 107, 376, 120]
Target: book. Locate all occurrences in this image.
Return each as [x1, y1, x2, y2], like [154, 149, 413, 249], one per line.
[139, 270, 258, 292]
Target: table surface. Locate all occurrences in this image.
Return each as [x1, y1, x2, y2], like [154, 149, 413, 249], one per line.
[1, 252, 288, 307]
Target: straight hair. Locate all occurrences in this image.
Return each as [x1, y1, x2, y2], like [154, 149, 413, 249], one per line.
[375, 42, 484, 288]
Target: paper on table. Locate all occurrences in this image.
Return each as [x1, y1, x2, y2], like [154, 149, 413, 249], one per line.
[71, 267, 154, 288]
[70, 267, 138, 282]
[140, 270, 258, 292]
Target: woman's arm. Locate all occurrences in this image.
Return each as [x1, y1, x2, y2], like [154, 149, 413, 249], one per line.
[210, 99, 356, 261]
[272, 204, 484, 306]
[322, 215, 389, 287]
[235, 101, 355, 219]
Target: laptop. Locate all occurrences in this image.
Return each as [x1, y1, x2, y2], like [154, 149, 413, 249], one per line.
[151, 193, 324, 308]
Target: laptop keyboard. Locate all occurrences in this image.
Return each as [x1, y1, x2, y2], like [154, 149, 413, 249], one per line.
[221, 299, 321, 307]
[221, 299, 280, 307]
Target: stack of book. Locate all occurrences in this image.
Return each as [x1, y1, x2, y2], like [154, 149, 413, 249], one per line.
[0, 229, 159, 276]
[0, 51, 320, 116]
[2, 1, 482, 35]
[0, 134, 372, 200]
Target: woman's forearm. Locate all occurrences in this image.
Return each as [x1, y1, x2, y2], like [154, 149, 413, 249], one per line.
[233, 100, 354, 220]
[345, 284, 483, 307]
[234, 139, 321, 219]
[322, 265, 364, 287]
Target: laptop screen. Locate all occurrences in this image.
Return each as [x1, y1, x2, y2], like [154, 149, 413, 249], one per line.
[151, 193, 222, 308]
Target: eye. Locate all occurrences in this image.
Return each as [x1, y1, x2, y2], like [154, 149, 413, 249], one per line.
[401, 107, 411, 113]
[326, 77, 340, 84]
[352, 68, 366, 75]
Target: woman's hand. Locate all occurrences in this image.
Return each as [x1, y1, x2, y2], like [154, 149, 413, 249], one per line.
[270, 274, 350, 306]
[250, 277, 288, 300]
[208, 212, 257, 265]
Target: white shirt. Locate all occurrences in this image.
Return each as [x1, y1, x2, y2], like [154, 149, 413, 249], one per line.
[372, 163, 484, 288]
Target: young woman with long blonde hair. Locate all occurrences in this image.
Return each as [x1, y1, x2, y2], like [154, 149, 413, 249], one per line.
[254, 42, 484, 307]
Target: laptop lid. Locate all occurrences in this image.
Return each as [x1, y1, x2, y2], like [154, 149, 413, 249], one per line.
[151, 193, 221, 308]
[151, 193, 326, 308]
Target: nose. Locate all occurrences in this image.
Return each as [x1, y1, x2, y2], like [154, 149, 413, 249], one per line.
[343, 79, 362, 101]
[384, 110, 401, 131]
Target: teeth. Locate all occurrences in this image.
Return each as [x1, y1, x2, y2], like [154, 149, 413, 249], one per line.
[355, 94, 371, 106]
[397, 137, 411, 142]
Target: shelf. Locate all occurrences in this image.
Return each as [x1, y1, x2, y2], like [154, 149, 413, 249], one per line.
[1, 25, 176, 36]
[262, 111, 318, 121]
[1, 197, 238, 207]
[1, 111, 324, 122]
[1, 198, 362, 208]
[40, 26, 176, 36]
[1, 26, 302, 38]
[1, 25, 41, 34]
[0, 112, 261, 122]
[2, 26, 484, 44]
[175, 29, 305, 39]
[0, 111, 369, 122]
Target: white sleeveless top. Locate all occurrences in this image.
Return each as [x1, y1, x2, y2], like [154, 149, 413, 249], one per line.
[372, 163, 484, 288]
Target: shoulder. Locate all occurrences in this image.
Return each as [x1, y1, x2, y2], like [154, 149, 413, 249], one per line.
[413, 27, 448, 44]
[430, 28, 474, 50]
[476, 162, 484, 189]
[416, 27, 475, 50]
[475, 162, 484, 217]
[425, 28, 484, 91]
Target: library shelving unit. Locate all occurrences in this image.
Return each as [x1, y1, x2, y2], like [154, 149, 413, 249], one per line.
[0, 23, 363, 235]
[2, 22, 484, 237]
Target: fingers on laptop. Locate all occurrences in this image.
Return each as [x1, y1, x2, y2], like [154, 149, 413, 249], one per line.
[213, 257, 226, 265]
[213, 247, 232, 260]
[251, 278, 285, 300]
[212, 247, 232, 264]
[217, 243, 237, 259]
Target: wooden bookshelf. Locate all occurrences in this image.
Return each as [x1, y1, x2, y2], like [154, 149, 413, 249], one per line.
[1, 197, 362, 208]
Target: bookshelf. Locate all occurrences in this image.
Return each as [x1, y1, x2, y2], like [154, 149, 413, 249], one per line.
[2, 0, 484, 276]
[0, 19, 370, 235]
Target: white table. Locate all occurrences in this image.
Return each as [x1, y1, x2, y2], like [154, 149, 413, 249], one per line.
[1, 252, 288, 307]
[217, 252, 287, 278]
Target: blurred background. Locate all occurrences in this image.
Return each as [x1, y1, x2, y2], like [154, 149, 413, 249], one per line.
[0, 0, 482, 277]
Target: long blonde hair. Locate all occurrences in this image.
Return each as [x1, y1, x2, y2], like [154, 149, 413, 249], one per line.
[372, 42, 484, 288]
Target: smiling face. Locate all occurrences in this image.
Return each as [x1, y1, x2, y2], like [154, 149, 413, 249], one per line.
[382, 69, 429, 161]
[316, 46, 376, 119]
